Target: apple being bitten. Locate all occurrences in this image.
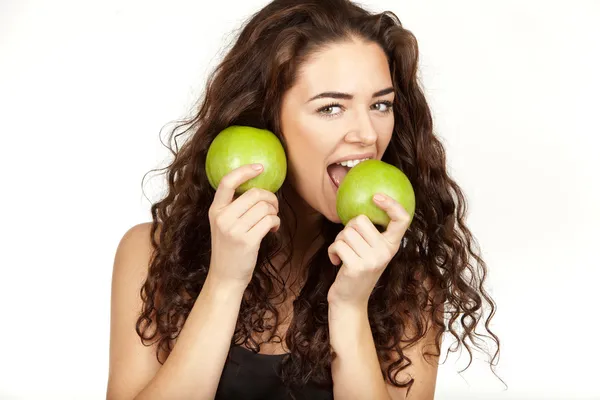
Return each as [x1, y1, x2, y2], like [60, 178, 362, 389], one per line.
[335, 159, 415, 228]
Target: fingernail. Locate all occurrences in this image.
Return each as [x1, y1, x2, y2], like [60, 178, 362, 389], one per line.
[252, 163, 263, 171]
[373, 194, 386, 202]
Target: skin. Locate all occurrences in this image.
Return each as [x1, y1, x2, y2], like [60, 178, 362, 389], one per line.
[107, 38, 441, 400]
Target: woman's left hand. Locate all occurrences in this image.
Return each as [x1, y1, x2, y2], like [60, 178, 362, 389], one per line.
[327, 193, 412, 309]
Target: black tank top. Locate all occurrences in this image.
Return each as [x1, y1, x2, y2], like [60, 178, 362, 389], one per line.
[215, 346, 333, 399]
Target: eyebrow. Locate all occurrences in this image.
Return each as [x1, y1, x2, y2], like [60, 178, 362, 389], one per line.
[306, 87, 395, 103]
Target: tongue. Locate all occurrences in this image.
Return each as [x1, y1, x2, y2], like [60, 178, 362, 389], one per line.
[327, 164, 351, 187]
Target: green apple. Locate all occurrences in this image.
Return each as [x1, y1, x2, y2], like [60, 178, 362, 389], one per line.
[336, 159, 415, 228]
[205, 125, 287, 194]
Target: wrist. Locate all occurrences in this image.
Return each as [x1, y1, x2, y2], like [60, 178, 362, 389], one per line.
[328, 300, 369, 320]
[328, 304, 371, 356]
[204, 273, 247, 300]
[328, 303, 370, 335]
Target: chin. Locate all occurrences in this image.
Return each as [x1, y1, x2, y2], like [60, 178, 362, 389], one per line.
[320, 207, 342, 225]
[328, 216, 342, 225]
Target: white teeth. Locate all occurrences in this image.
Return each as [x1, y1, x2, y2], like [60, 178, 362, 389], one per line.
[337, 157, 369, 168]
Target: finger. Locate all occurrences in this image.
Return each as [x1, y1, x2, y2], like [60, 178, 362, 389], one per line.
[372, 193, 411, 245]
[235, 200, 278, 232]
[228, 187, 279, 219]
[248, 214, 281, 238]
[346, 215, 380, 248]
[329, 252, 341, 266]
[340, 226, 371, 259]
[328, 239, 359, 267]
[212, 164, 264, 209]
[328, 235, 342, 265]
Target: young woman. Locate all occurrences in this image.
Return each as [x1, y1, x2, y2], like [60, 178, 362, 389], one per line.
[107, 0, 501, 399]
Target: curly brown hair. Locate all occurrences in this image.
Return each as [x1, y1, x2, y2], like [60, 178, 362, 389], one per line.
[136, 0, 503, 392]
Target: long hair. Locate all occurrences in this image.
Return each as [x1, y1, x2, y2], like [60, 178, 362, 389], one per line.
[136, 0, 503, 391]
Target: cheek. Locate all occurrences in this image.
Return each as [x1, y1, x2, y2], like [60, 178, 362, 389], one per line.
[283, 133, 323, 191]
[378, 133, 392, 150]
[285, 122, 332, 175]
[377, 119, 394, 150]
[282, 130, 338, 216]
[287, 141, 323, 186]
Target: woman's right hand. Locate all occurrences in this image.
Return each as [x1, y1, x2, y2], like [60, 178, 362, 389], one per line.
[206, 163, 281, 289]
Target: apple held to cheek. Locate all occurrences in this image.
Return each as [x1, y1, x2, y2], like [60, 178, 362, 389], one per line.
[205, 125, 287, 194]
[336, 159, 416, 228]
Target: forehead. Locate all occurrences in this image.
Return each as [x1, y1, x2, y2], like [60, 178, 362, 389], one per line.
[293, 39, 392, 97]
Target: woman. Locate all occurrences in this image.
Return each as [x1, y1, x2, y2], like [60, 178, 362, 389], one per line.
[107, 0, 501, 399]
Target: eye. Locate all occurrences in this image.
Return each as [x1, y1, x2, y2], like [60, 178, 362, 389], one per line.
[317, 103, 344, 118]
[372, 100, 394, 113]
[316, 100, 394, 119]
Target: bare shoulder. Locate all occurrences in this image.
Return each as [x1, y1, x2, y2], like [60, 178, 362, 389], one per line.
[107, 222, 162, 400]
[117, 222, 160, 256]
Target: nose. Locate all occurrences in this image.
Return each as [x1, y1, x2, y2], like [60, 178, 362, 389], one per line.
[344, 112, 377, 146]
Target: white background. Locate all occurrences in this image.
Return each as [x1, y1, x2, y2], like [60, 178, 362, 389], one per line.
[1, 0, 599, 399]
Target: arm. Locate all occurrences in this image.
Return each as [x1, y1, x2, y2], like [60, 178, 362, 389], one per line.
[134, 276, 244, 400]
[326, 195, 442, 400]
[106, 223, 246, 400]
[329, 304, 391, 400]
[108, 165, 279, 400]
[329, 301, 441, 400]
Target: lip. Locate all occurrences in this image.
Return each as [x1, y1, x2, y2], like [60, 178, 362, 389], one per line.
[328, 152, 376, 166]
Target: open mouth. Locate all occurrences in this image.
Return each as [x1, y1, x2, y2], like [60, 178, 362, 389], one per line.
[326, 157, 371, 190]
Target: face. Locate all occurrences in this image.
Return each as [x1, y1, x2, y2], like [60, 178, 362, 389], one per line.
[280, 38, 395, 224]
